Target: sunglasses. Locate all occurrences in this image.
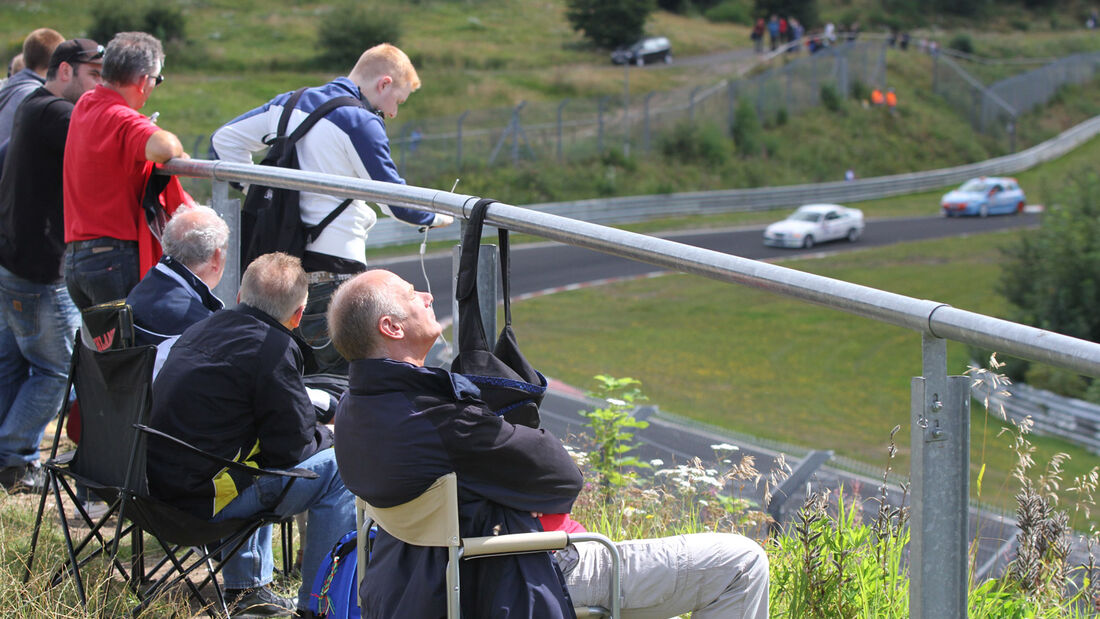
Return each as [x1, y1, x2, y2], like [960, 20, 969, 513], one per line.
[75, 45, 105, 62]
[148, 73, 165, 87]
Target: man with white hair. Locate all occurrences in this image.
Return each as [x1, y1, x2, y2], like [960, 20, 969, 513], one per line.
[127, 204, 227, 349]
[148, 252, 354, 617]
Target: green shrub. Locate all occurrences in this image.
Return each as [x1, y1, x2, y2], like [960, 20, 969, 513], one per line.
[850, 78, 869, 102]
[316, 3, 402, 70]
[732, 98, 762, 157]
[948, 33, 975, 54]
[704, 1, 753, 25]
[821, 83, 842, 112]
[774, 107, 788, 127]
[88, 1, 140, 43]
[142, 4, 186, 43]
[657, 121, 731, 166]
[566, 0, 655, 49]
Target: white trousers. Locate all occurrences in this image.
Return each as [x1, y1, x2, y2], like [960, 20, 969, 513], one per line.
[560, 532, 770, 619]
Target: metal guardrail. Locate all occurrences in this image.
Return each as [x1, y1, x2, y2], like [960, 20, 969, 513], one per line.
[365, 112, 1100, 248]
[977, 382, 1100, 454]
[159, 156, 1100, 619]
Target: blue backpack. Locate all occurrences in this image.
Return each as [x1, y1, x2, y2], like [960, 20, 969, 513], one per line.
[308, 528, 373, 618]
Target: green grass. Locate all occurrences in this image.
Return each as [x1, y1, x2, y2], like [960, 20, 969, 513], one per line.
[508, 230, 1099, 525]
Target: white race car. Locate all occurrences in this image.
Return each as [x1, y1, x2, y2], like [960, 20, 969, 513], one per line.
[762, 204, 865, 249]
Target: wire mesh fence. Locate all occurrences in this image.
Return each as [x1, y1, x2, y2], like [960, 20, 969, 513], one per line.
[384, 41, 888, 184]
[932, 50, 1100, 151]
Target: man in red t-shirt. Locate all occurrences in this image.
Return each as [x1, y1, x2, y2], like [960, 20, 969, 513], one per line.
[63, 31, 186, 310]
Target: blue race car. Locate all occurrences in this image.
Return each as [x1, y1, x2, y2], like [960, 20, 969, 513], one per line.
[940, 177, 1026, 217]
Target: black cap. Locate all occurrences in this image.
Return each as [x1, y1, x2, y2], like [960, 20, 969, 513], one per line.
[48, 38, 104, 71]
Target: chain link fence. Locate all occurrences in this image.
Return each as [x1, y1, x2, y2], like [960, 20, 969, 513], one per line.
[385, 41, 887, 184]
[933, 50, 1100, 151]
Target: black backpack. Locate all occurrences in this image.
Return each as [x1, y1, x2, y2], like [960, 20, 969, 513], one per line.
[238, 87, 366, 272]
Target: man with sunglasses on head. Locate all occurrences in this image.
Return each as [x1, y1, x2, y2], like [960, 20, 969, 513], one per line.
[0, 39, 104, 492]
[63, 31, 187, 311]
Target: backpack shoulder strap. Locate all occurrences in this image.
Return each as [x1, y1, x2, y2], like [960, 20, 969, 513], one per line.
[285, 95, 365, 147]
[273, 87, 309, 142]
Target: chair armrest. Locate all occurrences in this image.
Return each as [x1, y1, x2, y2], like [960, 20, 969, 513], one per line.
[134, 424, 319, 481]
[462, 531, 570, 558]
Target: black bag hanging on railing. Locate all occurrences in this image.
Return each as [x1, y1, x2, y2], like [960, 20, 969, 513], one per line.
[450, 199, 547, 429]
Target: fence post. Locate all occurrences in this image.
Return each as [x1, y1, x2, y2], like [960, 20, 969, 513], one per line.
[456, 110, 469, 169]
[727, 82, 737, 136]
[397, 124, 412, 172]
[511, 101, 527, 165]
[643, 92, 655, 152]
[910, 332, 970, 619]
[557, 99, 569, 162]
[598, 96, 610, 153]
[689, 86, 702, 123]
[210, 179, 240, 303]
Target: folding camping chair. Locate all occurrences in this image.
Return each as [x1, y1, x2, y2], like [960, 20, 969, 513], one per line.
[356, 473, 621, 618]
[24, 303, 315, 615]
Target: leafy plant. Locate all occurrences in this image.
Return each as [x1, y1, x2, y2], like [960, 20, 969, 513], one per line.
[579, 375, 650, 499]
[732, 97, 762, 157]
[949, 33, 976, 54]
[316, 3, 403, 70]
[820, 83, 842, 112]
[565, 0, 655, 49]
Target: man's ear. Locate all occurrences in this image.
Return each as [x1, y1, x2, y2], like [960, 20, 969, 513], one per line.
[377, 74, 392, 92]
[58, 61, 74, 82]
[287, 304, 306, 329]
[378, 314, 403, 340]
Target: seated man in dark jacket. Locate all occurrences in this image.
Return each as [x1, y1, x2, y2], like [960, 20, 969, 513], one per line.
[148, 252, 355, 617]
[127, 204, 225, 369]
[329, 270, 770, 619]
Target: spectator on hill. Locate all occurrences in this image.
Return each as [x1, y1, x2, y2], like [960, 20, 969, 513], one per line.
[330, 269, 771, 619]
[0, 28, 64, 144]
[886, 88, 898, 114]
[870, 87, 885, 107]
[0, 38, 103, 493]
[148, 252, 355, 617]
[63, 32, 188, 311]
[751, 18, 765, 54]
[211, 42, 452, 376]
[767, 15, 780, 51]
[127, 204, 227, 352]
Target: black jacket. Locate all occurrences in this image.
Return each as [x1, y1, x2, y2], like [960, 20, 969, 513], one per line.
[334, 358, 583, 619]
[148, 304, 332, 518]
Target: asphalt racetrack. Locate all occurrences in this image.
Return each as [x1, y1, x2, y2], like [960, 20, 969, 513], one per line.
[378, 212, 1041, 321]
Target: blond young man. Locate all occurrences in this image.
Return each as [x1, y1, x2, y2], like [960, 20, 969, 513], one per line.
[212, 43, 452, 376]
[0, 28, 65, 143]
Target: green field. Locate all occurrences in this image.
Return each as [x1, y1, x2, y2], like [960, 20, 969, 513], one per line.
[509, 230, 1099, 525]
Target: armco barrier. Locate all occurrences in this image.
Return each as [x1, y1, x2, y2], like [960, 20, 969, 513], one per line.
[977, 382, 1100, 455]
[366, 113, 1100, 247]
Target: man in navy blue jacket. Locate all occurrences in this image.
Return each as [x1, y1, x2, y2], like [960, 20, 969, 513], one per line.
[127, 204, 226, 350]
[149, 252, 355, 617]
[330, 270, 771, 619]
[330, 269, 582, 618]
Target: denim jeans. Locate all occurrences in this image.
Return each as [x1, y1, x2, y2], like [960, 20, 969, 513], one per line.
[295, 280, 347, 376]
[211, 448, 355, 610]
[63, 239, 140, 310]
[0, 265, 81, 468]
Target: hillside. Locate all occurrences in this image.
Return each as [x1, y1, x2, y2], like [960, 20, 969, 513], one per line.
[4, 1, 1100, 205]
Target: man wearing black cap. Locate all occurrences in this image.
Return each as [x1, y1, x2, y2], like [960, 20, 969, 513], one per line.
[0, 38, 103, 491]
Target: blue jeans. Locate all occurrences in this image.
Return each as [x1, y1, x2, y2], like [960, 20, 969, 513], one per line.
[0, 265, 81, 468]
[211, 448, 355, 610]
[296, 280, 347, 375]
[63, 239, 140, 310]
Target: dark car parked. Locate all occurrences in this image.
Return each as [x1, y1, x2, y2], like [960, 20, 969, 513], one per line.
[611, 36, 672, 66]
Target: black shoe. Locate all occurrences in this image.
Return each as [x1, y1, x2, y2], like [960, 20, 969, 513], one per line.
[0, 462, 44, 494]
[225, 586, 297, 618]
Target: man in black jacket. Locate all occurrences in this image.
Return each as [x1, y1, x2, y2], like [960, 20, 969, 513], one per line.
[0, 38, 102, 492]
[149, 252, 355, 617]
[329, 270, 770, 619]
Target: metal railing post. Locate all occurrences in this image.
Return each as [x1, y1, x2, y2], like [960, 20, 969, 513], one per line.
[597, 96, 609, 153]
[556, 99, 569, 162]
[643, 92, 655, 152]
[457, 111, 469, 169]
[910, 333, 969, 619]
[451, 230, 499, 352]
[210, 179, 240, 302]
[511, 101, 526, 165]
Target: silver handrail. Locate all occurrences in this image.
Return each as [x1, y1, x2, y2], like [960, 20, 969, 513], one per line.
[160, 156, 1100, 619]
